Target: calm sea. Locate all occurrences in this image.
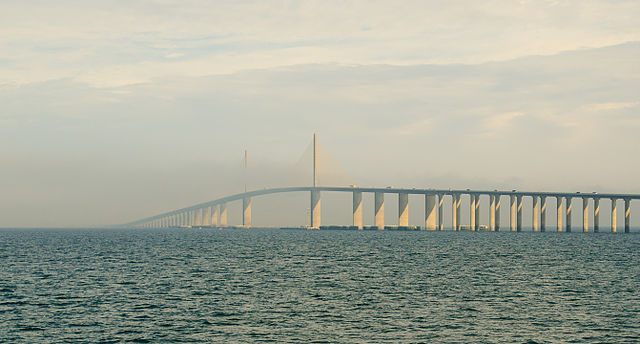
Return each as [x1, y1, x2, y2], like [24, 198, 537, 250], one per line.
[0, 228, 638, 343]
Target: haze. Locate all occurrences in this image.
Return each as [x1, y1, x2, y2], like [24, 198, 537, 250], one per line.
[1, 1, 639, 227]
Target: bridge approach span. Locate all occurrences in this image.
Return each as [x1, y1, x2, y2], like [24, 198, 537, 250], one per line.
[125, 186, 639, 233]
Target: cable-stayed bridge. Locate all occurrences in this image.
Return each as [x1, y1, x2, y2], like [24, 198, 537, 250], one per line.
[123, 134, 638, 233]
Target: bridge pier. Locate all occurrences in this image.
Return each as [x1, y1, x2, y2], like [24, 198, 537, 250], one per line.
[470, 194, 476, 231]
[203, 207, 210, 226]
[425, 194, 436, 230]
[583, 198, 589, 232]
[517, 195, 523, 232]
[594, 198, 600, 233]
[540, 196, 547, 232]
[374, 192, 384, 230]
[197, 208, 204, 226]
[495, 195, 501, 231]
[219, 203, 227, 227]
[398, 193, 409, 227]
[557, 197, 563, 232]
[510, 195, 516, 232]
[566, 197, 572, 232]
[490, 194, 496, 231]
[532, 196, 539, 232]
[438, 194, 444, 231]
[211, 205, 218, 227]
[452, 194, 460, 231]
[243, 197, 252, 228]
[353, 191, 363, 229]
[310, 191, 321, 229]
[475, 195, 480, 230]
[611, 199, 617, 233]
[625, 199, 630, 233]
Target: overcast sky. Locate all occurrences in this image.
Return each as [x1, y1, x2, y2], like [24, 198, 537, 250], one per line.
[1, 0, 639, 227]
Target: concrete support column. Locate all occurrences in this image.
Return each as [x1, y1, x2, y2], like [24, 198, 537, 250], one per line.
[510, 195, 516, 232]
[489, 194, 496, 231]
[191, 210, 196, 226]
[495, 195, 501, 231]
[219, 203, 227, 227]
[211, 206, 218, 227]
[353, 191, 363, 230]
[474, 195, 480, 231]
[310, 191, 321, 229]
[438, 194, 444, 231]
[624, 199, 630, 233]
[557, 197, 563, 232]
[425, 194, 436, 231]
[516, 195, 523, 232]
[532, 196, 539, 232]
[540, 196, 547, 232]
[593, 198, 600, 233]
[583, 198, 589, 232]
[470, 194, 476, 231]
[374, 192, 384, 230]
[197, 208, 203, 226]
[398, 193, 409, 227]
[203, 207, 211, 226]
[243, 197, 252, 228]
[452, 194, 460, 231]
[611, 199, 617, 233]
[566, 198, 572, 232]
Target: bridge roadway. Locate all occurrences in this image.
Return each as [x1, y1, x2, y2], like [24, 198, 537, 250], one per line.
[126, 186, 639, 233]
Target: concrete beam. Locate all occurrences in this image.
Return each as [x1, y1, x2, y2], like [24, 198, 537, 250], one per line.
[375, 192, 384, 230]
[310, 190, 321, 229]
[425, 194, 436, 231]
[353, 191, 363, 230]
[243, 197, 252, 228]
[398, 193, 409, 227]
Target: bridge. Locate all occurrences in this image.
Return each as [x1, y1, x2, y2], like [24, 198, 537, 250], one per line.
[123, 135, 637, 232]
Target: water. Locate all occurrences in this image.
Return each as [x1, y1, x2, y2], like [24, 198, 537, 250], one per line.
[0, 228, 638, 343]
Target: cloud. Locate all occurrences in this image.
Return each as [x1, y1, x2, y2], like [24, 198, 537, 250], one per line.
[581, 102, 638, 112]
[479, 112, 524, 137]
[1, 0, 639, 86]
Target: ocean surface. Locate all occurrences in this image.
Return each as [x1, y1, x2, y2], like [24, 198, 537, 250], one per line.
[0, 228, 638, 343]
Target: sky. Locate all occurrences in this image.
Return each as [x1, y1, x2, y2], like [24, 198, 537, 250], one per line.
[1, 0, 639, 227]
